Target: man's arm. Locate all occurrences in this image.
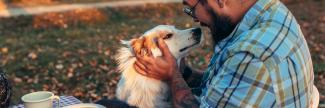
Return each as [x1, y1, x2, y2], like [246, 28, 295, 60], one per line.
[179, 58, 204, 88]
[169, 70, 200, 108]
[181, 65, 204, 88]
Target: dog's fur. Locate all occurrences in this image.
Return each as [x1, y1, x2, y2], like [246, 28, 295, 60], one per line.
[115, 25, 203, 108]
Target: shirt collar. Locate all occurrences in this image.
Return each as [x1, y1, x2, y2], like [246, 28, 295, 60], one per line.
[214, 0, 276, 52]
[240, 0, 276, 30]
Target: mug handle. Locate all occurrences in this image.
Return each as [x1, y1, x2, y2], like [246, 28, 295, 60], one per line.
[51, 95, 60, 108]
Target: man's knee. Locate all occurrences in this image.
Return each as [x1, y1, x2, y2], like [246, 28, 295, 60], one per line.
[95, 98, 136, 108]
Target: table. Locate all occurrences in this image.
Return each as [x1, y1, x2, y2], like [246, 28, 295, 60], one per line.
[11, 96, 82, 108]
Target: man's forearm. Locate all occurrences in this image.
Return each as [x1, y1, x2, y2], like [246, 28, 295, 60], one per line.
[169, 70, 200, 108]
[182, 66, 204, 88]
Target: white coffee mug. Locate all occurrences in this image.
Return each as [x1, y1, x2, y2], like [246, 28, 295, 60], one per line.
[21, 91, 60, 108]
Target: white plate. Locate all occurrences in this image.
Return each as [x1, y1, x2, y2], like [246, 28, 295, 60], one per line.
[62, 103, 106, 108]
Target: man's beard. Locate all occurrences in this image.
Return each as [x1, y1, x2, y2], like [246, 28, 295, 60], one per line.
[207, 8, 236, 45]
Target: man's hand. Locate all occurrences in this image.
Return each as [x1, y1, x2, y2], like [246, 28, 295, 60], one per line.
[134, 38, 200, 107]
[134, 38, 177, 82]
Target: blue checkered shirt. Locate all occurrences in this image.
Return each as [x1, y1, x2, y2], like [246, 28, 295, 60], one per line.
[199, 0, 315, 107]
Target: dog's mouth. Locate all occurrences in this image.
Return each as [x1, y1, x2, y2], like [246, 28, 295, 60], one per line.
[179, 42, 200, 52]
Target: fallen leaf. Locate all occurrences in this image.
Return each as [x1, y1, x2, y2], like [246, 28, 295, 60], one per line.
[55, 64, 64, 70]
[43, 84, 50, 91]
[28, 52, 38, 60]
[99, 65, 109, 71]
[14, 77, 22, 83]
[89, 60, 97, 67]
[68, 72, 73, 78]
[1, 47, 8, 53]
[104, 50, 110, 56]
[27, 78, 33, 83]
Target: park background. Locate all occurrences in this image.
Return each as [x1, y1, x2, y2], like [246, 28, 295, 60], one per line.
[0, 0, 324, 106]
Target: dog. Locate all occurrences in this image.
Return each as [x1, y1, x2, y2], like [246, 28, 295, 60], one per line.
[115, 25, 203, 108]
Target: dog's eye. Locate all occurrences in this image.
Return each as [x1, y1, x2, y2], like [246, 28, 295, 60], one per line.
[163, 33, 173, 39]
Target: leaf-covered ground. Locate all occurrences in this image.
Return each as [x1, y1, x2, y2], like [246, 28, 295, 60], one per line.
[0, 0, 324, 105]
[2, 0, 121, 7]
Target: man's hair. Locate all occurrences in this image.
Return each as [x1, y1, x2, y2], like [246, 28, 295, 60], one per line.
[0, 68, 11, 108]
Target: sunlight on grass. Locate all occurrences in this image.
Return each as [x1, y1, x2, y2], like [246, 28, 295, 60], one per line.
[33, 8, 107, 29]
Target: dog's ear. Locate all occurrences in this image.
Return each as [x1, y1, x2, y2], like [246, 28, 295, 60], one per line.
[129, 36, 162, 57]
[130, 37, 149, 56]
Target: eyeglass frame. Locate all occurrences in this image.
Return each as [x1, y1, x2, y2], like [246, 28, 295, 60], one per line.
[183, 0, 201, 19]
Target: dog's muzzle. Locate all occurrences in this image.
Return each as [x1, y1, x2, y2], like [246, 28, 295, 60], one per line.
[192, 28, 202, 42]
[179, 28, 202, 52]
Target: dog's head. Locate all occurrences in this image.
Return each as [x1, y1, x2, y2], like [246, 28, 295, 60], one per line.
[121, 25, 203, 59]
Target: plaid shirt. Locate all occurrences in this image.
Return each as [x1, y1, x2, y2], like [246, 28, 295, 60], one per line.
[199, 0, 315, 107]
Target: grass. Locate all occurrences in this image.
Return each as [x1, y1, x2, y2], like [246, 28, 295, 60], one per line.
[3, 0, 126, 7]
[0, 3, 213, 104]
[0, 0, 324, 105]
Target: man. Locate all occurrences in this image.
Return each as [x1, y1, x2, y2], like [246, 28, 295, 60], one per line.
[134, 0, 319, 107]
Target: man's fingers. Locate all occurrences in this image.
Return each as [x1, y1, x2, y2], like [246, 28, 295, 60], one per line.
[157, 38, 173, 58]
[134, 63, 160, 80]
[134, 63, 148, 76]
[135, 61, 148, 71]
[146, 72, 162, 80]
[135, 54, 153, 65]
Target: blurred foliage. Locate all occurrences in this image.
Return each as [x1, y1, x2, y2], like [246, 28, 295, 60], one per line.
[3, 0, 121, 7]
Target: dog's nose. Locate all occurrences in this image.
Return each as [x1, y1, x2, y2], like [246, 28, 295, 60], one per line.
[192, 28, 202, 41]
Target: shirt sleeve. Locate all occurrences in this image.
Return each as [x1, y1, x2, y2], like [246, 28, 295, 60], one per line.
[200, 52, 275, 108]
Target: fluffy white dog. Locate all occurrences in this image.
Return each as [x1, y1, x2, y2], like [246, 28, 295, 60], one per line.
[115, 25, 203, 108]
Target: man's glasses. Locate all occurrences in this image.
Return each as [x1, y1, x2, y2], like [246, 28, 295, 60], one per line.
[183, 0, 201, 19]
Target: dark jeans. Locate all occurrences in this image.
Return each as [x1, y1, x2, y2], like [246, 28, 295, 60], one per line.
[95, 98, 136, 108]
